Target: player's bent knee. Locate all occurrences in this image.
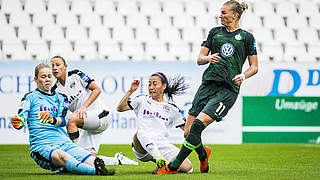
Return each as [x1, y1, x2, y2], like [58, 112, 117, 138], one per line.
[51, 149, 69, 167]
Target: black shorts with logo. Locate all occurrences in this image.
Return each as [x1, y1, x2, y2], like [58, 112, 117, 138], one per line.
[188, 82, 238, 121]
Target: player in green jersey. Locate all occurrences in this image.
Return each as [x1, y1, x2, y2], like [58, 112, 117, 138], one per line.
[155, 0, 258, 174]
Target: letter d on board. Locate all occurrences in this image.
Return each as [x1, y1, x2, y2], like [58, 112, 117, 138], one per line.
[268, 69, 301, 96]
[307, 69, 320, 86]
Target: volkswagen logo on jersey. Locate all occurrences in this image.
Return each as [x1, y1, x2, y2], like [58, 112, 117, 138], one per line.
[221, 43, 234, 57]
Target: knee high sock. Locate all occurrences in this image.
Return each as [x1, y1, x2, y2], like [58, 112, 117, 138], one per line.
[137, 132, 162, 159]
[65, 156, 95, 175]
[170, 119, 206, 170]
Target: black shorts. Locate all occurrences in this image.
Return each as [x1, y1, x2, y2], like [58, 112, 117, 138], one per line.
[188, 82, 238, 121]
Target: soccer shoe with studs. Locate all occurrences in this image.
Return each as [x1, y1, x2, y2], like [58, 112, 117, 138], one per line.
[94, 157, 115, 175]
[200, 145, 211, 173]
[115, 152, 139, 165]
[154, 165, 179, 175]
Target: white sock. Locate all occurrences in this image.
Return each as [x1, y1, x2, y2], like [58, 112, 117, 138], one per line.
[137, 131, 162, 159]
[97, 155, 119, 165]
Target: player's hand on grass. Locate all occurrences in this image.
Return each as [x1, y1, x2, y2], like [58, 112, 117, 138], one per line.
[129, 80, 140, 92]
[10, 116, 24, 130]
[38, 112, 56, 125]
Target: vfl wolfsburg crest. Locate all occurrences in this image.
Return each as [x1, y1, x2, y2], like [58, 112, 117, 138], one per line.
[235, 34, 241, 40]
[220, 43, 234, 57]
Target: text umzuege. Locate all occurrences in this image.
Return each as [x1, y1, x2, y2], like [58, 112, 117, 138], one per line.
[275, 98, 318, 112]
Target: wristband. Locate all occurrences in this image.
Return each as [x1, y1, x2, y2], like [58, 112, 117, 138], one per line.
[240, 73, 246, 81]
[50, 117, 57, 125]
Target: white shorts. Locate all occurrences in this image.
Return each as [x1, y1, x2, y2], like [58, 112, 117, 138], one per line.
[132, 141, 180, 162]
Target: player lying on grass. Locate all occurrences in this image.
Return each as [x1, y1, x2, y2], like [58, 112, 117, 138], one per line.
[10, 63, 114, 175]
[117, 72, 193, 173]
[50, 56, 138, 166]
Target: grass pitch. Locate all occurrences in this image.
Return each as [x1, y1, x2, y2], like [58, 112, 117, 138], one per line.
[0, 144, 319, 180]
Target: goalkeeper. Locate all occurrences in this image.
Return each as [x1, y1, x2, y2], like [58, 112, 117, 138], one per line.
[10, 63, 114, 175]
[117, 73, 193, 173]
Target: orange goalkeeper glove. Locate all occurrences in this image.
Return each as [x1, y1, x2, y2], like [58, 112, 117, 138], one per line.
[10, 116, 24, 130]
[38, 112, 57, 125]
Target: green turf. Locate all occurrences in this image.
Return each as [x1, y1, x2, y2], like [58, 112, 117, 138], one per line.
[0, 144, 319, 180]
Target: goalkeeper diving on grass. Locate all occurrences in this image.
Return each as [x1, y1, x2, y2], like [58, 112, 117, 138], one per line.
[10, 63, 114, 176]
[117, 72, 193, 173]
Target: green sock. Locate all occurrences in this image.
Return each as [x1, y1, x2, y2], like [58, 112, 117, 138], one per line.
[195, 144, 207, 161]
[170, 119, 206, 170]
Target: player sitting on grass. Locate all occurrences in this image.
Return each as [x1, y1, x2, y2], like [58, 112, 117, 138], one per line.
[117, 72, 193, 173]
[10, 63, 114, 175]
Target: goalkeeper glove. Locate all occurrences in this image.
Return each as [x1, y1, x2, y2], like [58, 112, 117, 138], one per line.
[38, 112, 57, 125]
[10, 116, 24, 130]
[156, 156, 168, 168]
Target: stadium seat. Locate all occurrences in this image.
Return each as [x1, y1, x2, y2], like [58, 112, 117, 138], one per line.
[56, 12, 78, 26]
[74, 40, 97, 60]
[126, 14, 149, 28]
[117, 0, 139, 15]
[263, 14, 286, 29]
[196, 14, 219, 29]
[149, 14, 172, 28]
[307, 42, 320, 61]
[80, 13, 102, 27]
[173, 14, 195, 28]
[18, 26, 41, 42]
[275, 1, 298, 17]
[274, 28, 297, 43]
[26, 39, 50, 60]
[297, 27, 319, 44]
[145, 42, 169, 61]
[42, 25, 65, 41]
[47, 0, 70, 14]
[298, 1, 320, 17]
[309, 14, 320, 29]
[285, 14, 308, 29]
[241, 14, 262, 29]
[251, 27, 274, 44]
[103, 14, 125, 27]
[283, 42, 307, 62]
[94, 0, 116, 15]
[24, 0, 46, 14]
[158, 27, 182, 43]
[1, 0, 23, 14]
[2, 39, 31, 60]
[185, 0, 207, 16]
[70, 0, 93, 15]
[0, 26, 18, 41]
[49, 39, 79, 61]
[168, 42, 192, 61]
[139, 0, 162, 16]
[252, 1, 275, 16]
[121, 42, 145, 61]
[260, 42, 284, 62]
[112, 26, 135, 42]
[89, 26, 110, 43]
[162, 1, 184, 16]
[66, 26, 88, 41]
[135, 26, 158, 43]
[32, 12, 55, 26]
[98, 42, 127, 61]
[182, 27, 205, 46]
[9, 12, 31, 26]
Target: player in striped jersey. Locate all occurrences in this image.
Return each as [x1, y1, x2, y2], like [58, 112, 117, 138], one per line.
[50, 56, 138, 166]
[117, 72, 193, 173]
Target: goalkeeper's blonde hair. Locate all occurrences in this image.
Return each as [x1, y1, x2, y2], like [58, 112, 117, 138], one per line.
[224, 0, 248, 20]
[35, 63, 50, 78]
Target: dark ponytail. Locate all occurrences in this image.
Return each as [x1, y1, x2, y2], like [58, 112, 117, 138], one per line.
[151, 72, 188, 101]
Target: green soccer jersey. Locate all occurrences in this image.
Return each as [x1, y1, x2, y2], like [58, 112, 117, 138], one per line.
[201, 26, 257, 93]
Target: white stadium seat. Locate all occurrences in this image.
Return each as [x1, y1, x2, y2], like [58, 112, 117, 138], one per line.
[135, 27, 158, 42]
[174, 14, 195, 28]
[140, 0, 162, 16]
[0, 26, 18, 41]
[121, 42, 145, 61]
[2, 39, 31, 60]
[89, 26, 110, 43]
[275, 1, 298, 17]
[117, 0, 139, 15]
[24, 0, 46, 14]
[185, 0, 207, 16]
[94, 0, 116, 15]
[18, 26, 41, 41]
[286, 15, 308, 29]
[162, 1, 184, 16]
[74, 40, 97, 60]
[80, 13, 102, 27]
[26, 39, 50, 60]
[66, 26, 88, 41]
[56, 12, 78, 26]
[71, 0, 93, 15]
[42, 25, 65, 41]
[32, 12, 55, 26]
[1, 0, 23, 14]
[47, 0, 70, 14]
[9, 12, 31, 26]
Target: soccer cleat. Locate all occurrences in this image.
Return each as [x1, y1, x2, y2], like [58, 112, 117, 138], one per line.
[200, 146, 211, 173]
[155, 157, 168, 168]
[94, 157, 115, 175]
[115, 152, 139, 165]
[154, 165, 179, 175]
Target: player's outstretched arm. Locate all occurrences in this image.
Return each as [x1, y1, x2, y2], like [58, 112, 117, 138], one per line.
[117, 80, 140, 112]
[10, 116, 25, 130]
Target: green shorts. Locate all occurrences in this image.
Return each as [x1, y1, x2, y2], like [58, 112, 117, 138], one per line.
[188, 82, 238, 121]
